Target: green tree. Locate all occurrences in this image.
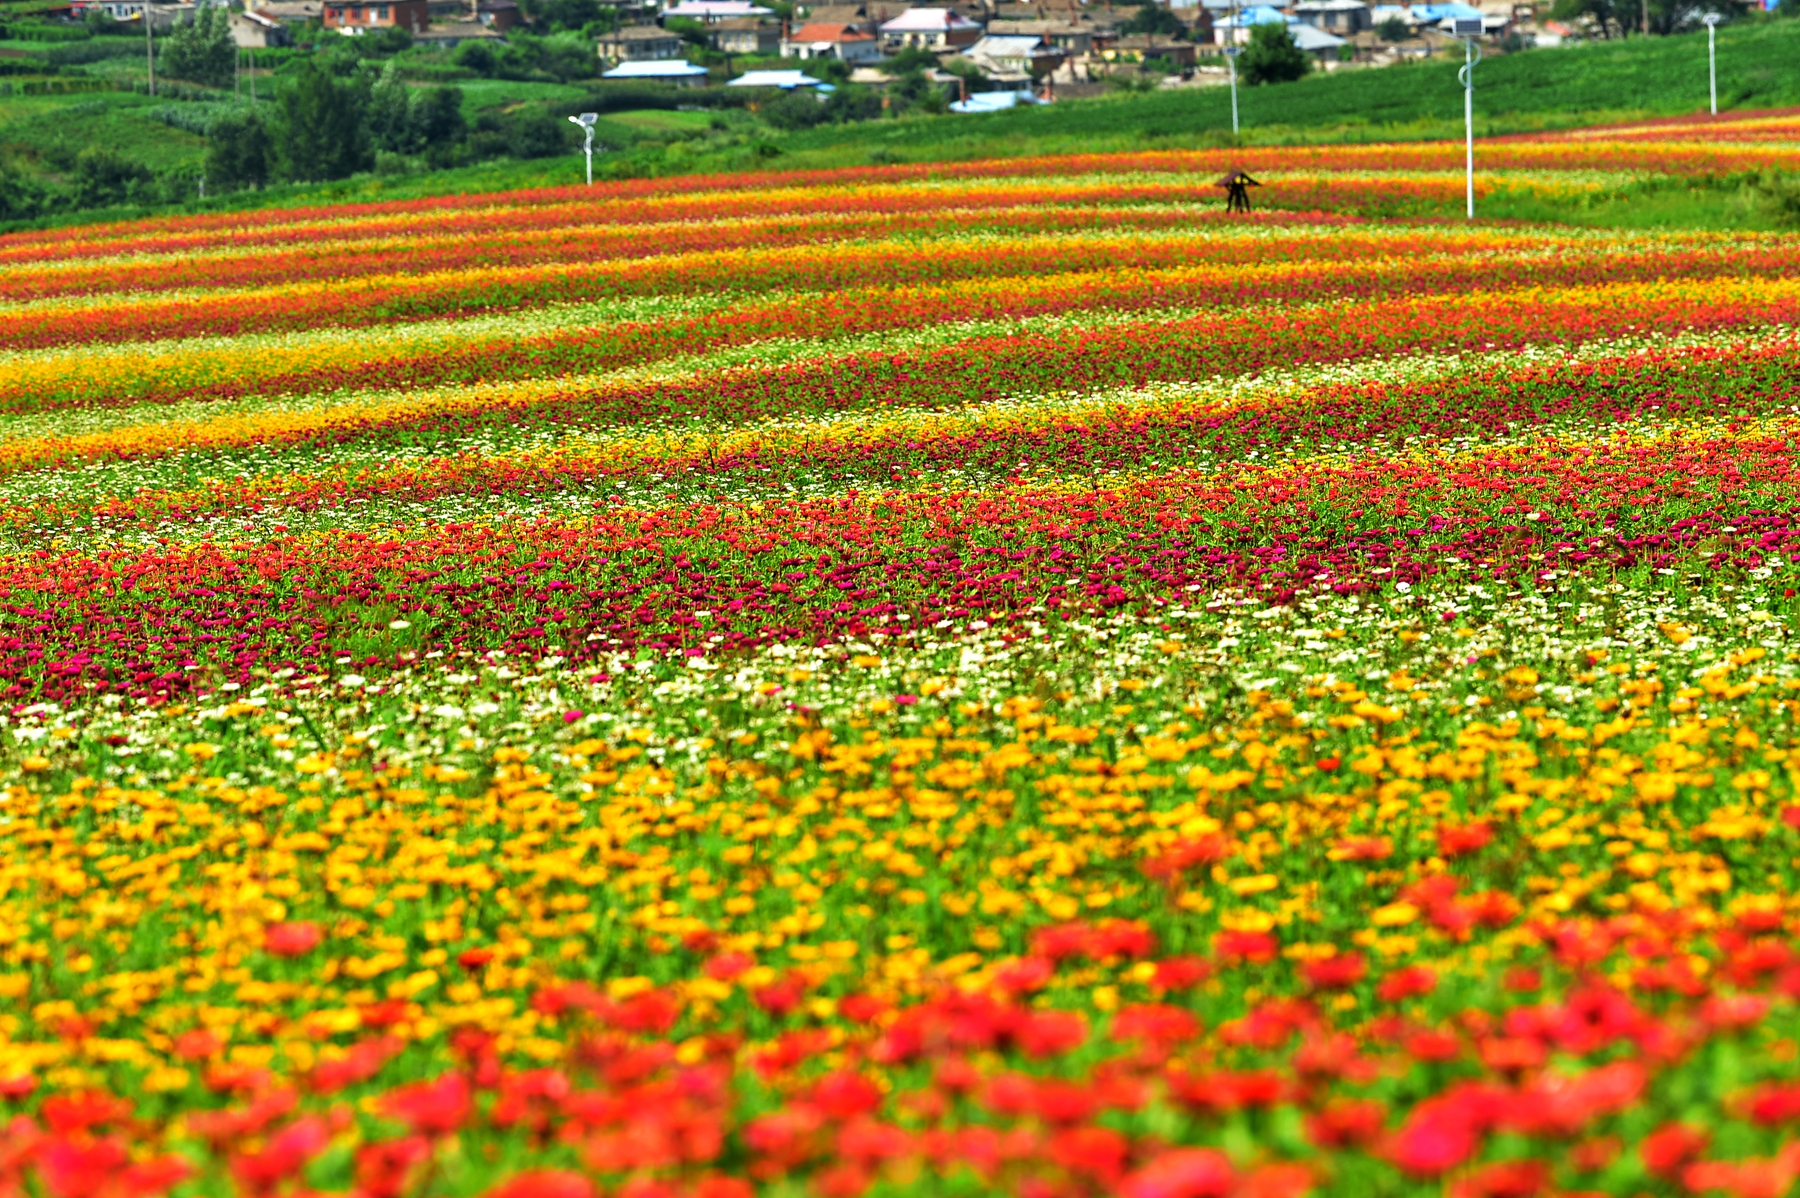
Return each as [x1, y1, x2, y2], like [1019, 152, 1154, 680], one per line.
[1375, 14, 1410, 39]
[1122, 3, 1185, 37]
[274, 61, 372, 182]
[0, 160, 48, 221]
[205, 110, 272, 189]
[70, 146, 154, 208]
[452, 40, 500, 75]
[163, 3, 235, 88]
[1239, 20, 1309, 84]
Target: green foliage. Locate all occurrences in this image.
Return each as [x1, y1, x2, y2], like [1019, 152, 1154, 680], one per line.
[525, 0, 600, 31]
[663, 15, 710, 44]
[759, 86, 830, 130]
[1140, 53, 1182, 75]
[0, 158, 48, 219]
[368, 59, 464, 154]
[1239, 20, 1309, 84]
[162, 3, 235, 89]
[451, 39, 499, 75]
[69, 144, 153, 206]
[82, 6, 122, 34]
[1121, 3, 1186, 37]
[880, 46, 939, 74]
[1376, 15, 1410, 40]
[205, 109, 272, 189]
[273, 60, 371, 181]
[1745, 170, 1800, 228]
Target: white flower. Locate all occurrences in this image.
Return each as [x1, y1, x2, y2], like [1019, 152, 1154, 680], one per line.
[388, 620, 411, 630]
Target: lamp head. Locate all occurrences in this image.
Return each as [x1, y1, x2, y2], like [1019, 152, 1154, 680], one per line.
[569, 111, 599, 126]
[1699, 10, 1721, 22]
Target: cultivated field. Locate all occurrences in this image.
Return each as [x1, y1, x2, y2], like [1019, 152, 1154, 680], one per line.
[3, 110, 1800, 1198]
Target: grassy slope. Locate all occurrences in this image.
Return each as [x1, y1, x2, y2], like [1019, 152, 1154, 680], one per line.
[751, 21, 1800, 171]
[2, 20, 1796, 232]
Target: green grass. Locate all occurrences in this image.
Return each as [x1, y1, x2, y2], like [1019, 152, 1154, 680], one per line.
[0, 91, 203, 177]
[603, 108, 716, 131]
[2, 19, 1797, 233]
[453, 76, 591, 112]
[737, 20, 1800, 172]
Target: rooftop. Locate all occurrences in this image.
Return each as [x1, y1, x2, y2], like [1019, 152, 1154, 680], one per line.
[879, 6, 983, 30]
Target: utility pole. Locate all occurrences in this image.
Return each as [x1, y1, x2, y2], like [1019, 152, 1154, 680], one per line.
[1702, 12, 1720, 114]
[1225, 0, 1238, 134]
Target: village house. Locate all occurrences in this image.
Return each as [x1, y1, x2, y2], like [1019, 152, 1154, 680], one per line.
[982, 18, 1090, 53]
[878, 6, 982, 50]
[229, 8, 291, 44]
[708, 15, 782, 52]
[323, 0, 428, 31]
[966, 32, 1064, 75]
[781, 19, 883, 58]
[1293, 0, 1371, 33]
[597, 22, 686, 58]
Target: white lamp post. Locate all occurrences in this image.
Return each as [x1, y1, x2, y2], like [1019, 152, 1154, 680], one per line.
[1453, 16, 1481, 220]
[568, 112, 598, 185]
[1701, 12, 1721, 115]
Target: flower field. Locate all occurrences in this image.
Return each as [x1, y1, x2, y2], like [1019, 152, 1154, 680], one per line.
[6, 111, 1800, 1198]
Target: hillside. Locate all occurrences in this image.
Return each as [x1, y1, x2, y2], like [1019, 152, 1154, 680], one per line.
[1, 18, 1796, 230]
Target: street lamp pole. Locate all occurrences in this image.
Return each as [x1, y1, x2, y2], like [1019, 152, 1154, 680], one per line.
[1701, 12, 1720, 115]
[145, 1, 156, 97]
[568, 111, 598, 185]
[1454, 17, 1481, 220]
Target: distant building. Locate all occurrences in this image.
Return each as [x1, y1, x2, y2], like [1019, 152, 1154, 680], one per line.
[323, 0, 428, 31]
[662, 0, 773, 20]
[1213, 4, 1296, 43]
[878, 6, 982, 49]
[476, 0, 520, 27]
[709, 15, 781, 52]
[967, 32, 1064, 74]
[413, 17, 502, 42]
[230, 8, 292, 43]
[256, 0, 322, 21]
[800, 1, 872, 29]
[781, 19, 882, 57]
[597, 22, 686, 57]
[1101, 32, 1196, 64]
[1293, 0, 1371, 33]
[983, 18, 1090, 53]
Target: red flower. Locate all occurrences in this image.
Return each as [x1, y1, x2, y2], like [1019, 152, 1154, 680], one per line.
[1214, 929, 1279, 964]
[1300, 951, 1366, 990]
[1377, 965, 1437, 1003]
[1014, 1010, 1087, 1058]
[1306, 1099, 1387, 1149]
[838, 994, 889, 1024]
[1150, 956, 1211, 991]
[1121, 1148, 1236, 1198]
[263, 922, 323, 957]
[171, 1029, 223, 1060]
[1438, 820, 1493, 858]
[703, 952, 754, 981]
[380, 1072, 472, 1138]
[457, 947, 496, 973]
[810, 1071, 883, 1121]
[482, 1171, 598, 1198]
[1640, 1122, 1709, 1178]
[1453, 1159, 1548, 1198]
